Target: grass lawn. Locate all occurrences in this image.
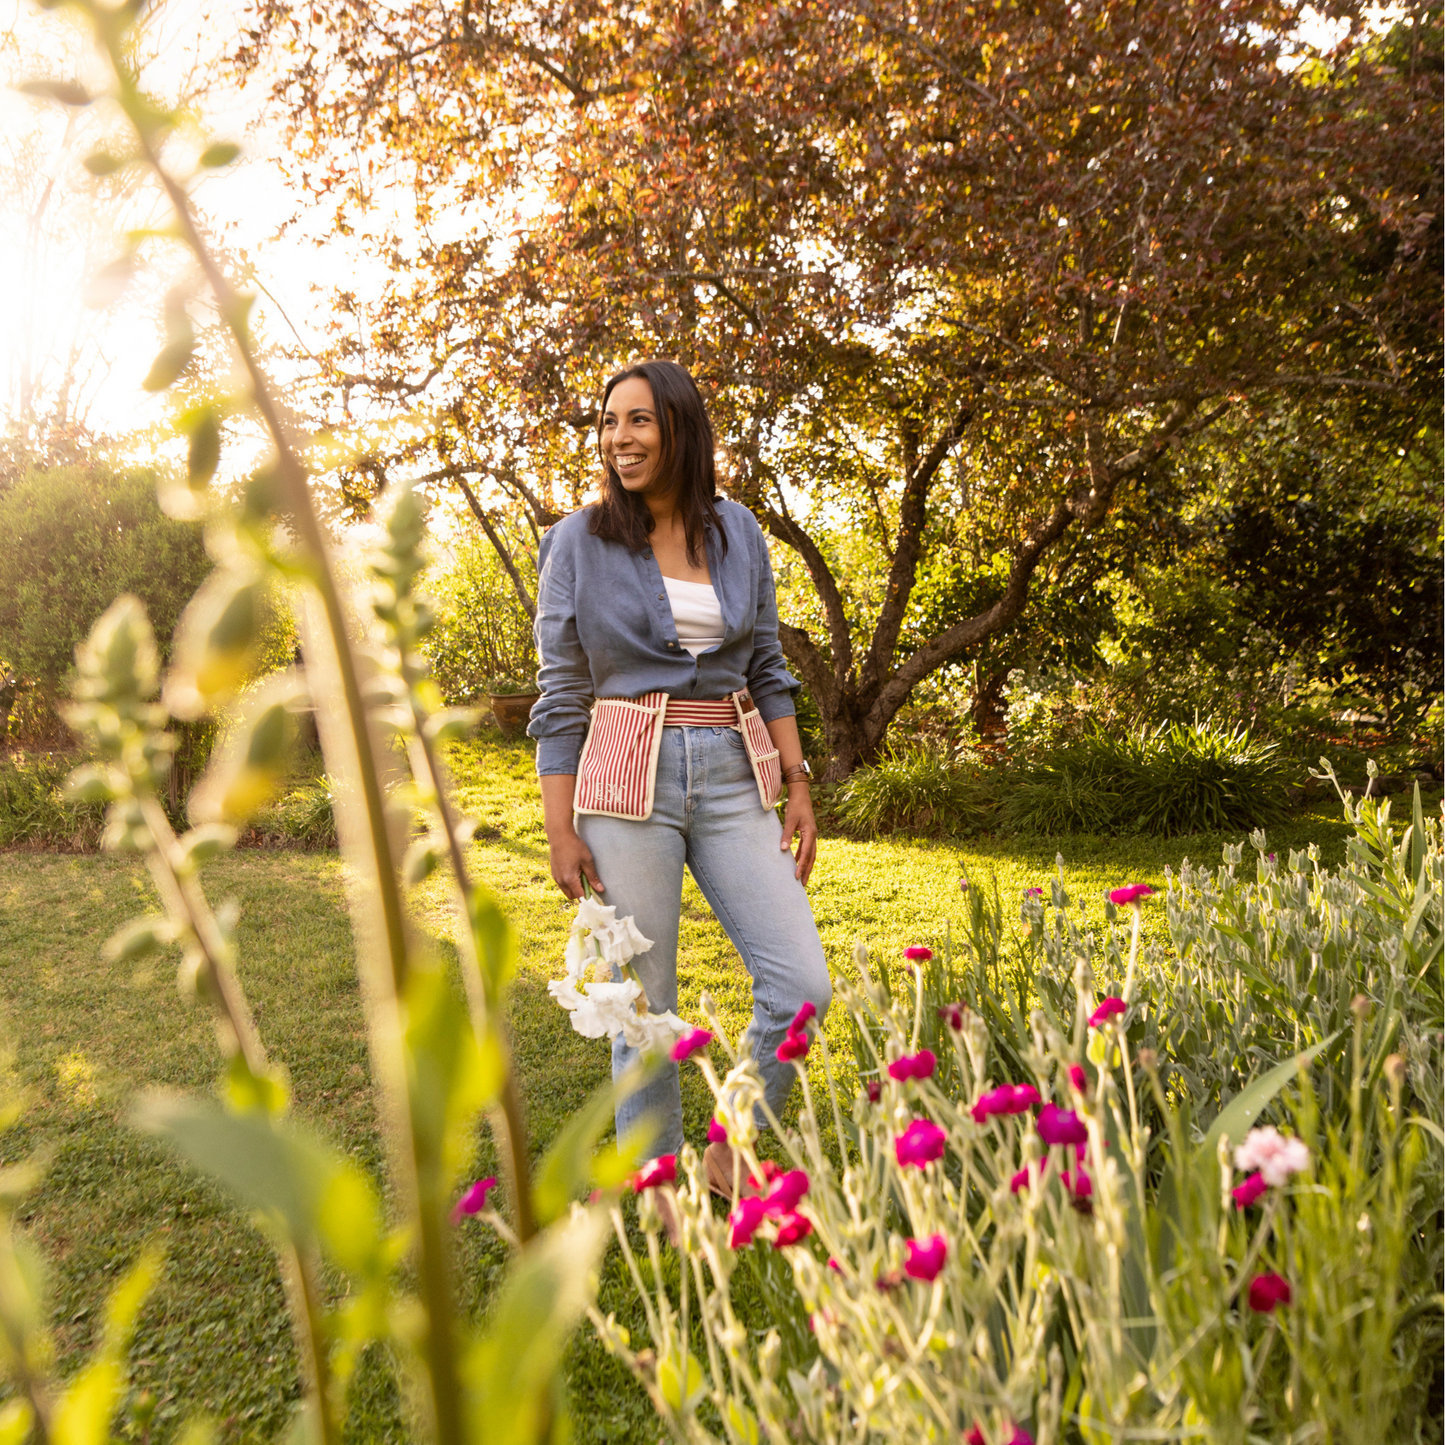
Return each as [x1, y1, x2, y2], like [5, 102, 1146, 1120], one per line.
[0, 735, 1363, 1442]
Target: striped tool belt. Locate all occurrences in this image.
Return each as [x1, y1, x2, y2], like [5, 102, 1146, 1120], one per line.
[573, 689, 782, 822]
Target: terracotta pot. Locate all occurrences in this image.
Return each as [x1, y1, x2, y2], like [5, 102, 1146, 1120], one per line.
[489, 692, 540, 735]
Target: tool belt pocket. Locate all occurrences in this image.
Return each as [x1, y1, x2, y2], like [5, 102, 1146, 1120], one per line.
[573, 691, 668, 821]
[732, 689, 782, 809]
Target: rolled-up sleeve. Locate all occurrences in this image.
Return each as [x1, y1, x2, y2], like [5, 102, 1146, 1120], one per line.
[744, 522, 799, 723]
[527, 529, 593, 774]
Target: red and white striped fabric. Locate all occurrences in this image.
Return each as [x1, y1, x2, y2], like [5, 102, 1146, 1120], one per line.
[573, 689, 783, 820]
[736, 703, 783, 808]
[573, 692, 668, 819]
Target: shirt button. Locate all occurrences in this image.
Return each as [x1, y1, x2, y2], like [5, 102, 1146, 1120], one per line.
[657, 593, 664, 600]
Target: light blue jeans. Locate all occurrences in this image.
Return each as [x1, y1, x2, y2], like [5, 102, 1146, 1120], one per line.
[577, 724, 831, 1158]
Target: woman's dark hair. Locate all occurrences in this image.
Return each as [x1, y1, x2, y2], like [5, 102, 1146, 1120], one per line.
[590, 358, 726, 565]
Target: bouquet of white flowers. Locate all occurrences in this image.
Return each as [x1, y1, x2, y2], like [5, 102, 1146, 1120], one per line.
[549, 886, 693, 1055]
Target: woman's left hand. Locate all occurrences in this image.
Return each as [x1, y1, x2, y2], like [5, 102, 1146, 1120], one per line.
[780, 786, 818, 885]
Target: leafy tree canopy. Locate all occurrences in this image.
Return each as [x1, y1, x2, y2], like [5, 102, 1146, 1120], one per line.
[239, 0, 1441, 775]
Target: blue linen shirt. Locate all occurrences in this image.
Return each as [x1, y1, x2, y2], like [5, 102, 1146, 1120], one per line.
[527, 499, 800, 775]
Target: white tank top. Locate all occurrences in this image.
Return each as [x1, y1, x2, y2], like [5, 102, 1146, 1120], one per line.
[662, 576, 725, 657]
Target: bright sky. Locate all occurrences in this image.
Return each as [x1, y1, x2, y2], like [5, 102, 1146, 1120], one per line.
[0, 1, 1400, 481]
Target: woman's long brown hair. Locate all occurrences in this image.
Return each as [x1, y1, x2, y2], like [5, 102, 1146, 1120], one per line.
[589, 358, 728, 566]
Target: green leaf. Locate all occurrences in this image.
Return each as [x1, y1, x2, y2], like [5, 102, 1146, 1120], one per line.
[103, 916, 173, 963]
[142, 332, 196, 392]
[18, 78, 92, 105]
[82, 150, 126, 177]
[532, 1063, 649, 1226]
[134, 1094, 372, 1255]
[469, 888, 517, 1003]
[186, 409, 222, 487]
[199, 142, 241, 168]
[1202, 1029, 1341, 1158]
[464, 1208, 610, 1445]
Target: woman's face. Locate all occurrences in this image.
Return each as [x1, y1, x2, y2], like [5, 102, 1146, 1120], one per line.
[601, 376, 665, 495]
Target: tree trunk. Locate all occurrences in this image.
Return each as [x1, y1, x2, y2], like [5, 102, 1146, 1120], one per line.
[972, 665, 1011, 742]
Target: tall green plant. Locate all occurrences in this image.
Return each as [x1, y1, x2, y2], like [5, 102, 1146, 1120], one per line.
[8, 6, 639, 1441]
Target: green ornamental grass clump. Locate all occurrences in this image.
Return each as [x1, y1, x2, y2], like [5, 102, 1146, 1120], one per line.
[835, 741, 1000, 837]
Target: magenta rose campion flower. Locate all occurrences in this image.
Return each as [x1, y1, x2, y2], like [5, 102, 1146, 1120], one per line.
[1247, 1272, 1292, 1312]
[1067, 1064, 1087, 1093]
[1024, 886, 1044, 898]
[1009, 1164, 1042, 1193]
[450, 1176, 498, 1224]
[895, 1118, 948, 1168]
[1232, 1171, 1269, 1208]
[764, 1169, 810, 1216]
[790, 1001, 817, 1031]
[776, 1030, 810, 1063]
[1037, 1103, 1089, 1147]
[773, 1212, 813, 1247]
[937, 1002, 965, 1031]
[728, 1195, 768, 1248]
[865, 1077, 882, 1103]
[1088, 997, 1126, 1027]
[965, 1428, 986, 1445]
[904, 1233, 948, 1281]
[888, 1049, 937, 1082]
[707, 1117, 727, 1145]
[633, 1155, 677, 1191]
[970, 1083, 1041, 1124]
[903, 945, 934, 961]
[1109, 884, 1155, 905]
[670, 1027, 713, 1062]
[1060, 1167, 1092, 1199]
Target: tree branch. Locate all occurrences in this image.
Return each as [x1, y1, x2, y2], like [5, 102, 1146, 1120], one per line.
[860, 397, 975, 692]
[760, 500, 855, 688]
[436, 466, 537, 619]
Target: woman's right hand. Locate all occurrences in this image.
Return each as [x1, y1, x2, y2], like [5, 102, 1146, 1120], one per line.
[548, 827, 604, 899]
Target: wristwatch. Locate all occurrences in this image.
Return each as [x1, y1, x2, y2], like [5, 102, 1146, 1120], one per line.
[783, 760, 813, 785]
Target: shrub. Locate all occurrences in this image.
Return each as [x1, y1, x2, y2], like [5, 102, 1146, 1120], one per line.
[0, 463, 212, 739]
[602, 783, 1443, 1442]
[422, 533, 538, 701]
[834, 742, 998, 836]
[0, 750, 103, 849]
[1001, 720, 1291, 836]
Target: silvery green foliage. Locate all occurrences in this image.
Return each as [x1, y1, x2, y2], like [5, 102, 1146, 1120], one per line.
[602, 786, 1441, 1443]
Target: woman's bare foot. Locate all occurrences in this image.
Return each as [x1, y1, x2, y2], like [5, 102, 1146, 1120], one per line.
[703, 1141, 762, 1201]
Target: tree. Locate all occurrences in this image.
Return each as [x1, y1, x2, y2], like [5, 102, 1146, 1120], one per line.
[239, 0, 1441, 777]
[0, 463, 211, 738]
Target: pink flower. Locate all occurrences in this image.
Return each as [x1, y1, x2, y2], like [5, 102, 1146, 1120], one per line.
[904, 945, 934, 961]
[728, 1195, 767, 1248]
[826, 1256, 842, 1271]
[1024, 886, 1044, 898]
[748, 1160, 783, 1190]
[707, 1117, 727, 1145]
[776, 1030, 810, 1063]
[1008, 1429, 1035, 1445]
[888, 1049, 937, 1082]
[895, 1118, 948, 1169]
[773, 1212, 813, 1247]
[1067, 1064, 1087, 1093]
[1060, 1167, 1092, 1199]
[1009, 1164, 1041, 1193]
[790, 1001, 817, 1032]
[1234, 1127, 1310, 1187]
[1109, 884, 1155, 905]
[1232, 1171, 1269, 1209]
[633, 1155, 677, 1192]
[671, 1027, 713, 1062]
[1037, 1103, 1088, 1148]
[904, 1233, 947, 1281]
[764, 1169, 810, 1216]
[937, 1002, 965, 1031]
[1088, 997, 1126, 1027]
[1247, 1272, 1292, 1313]
[965, 1429, 986, 1445]
[865, 1077, 882, 1103]
[970, 1083, 1041, 1124]
[450, 1176, 498, 1224]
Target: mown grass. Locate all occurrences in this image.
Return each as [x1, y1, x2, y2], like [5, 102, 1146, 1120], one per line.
[0, 735, 1360, 1443]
